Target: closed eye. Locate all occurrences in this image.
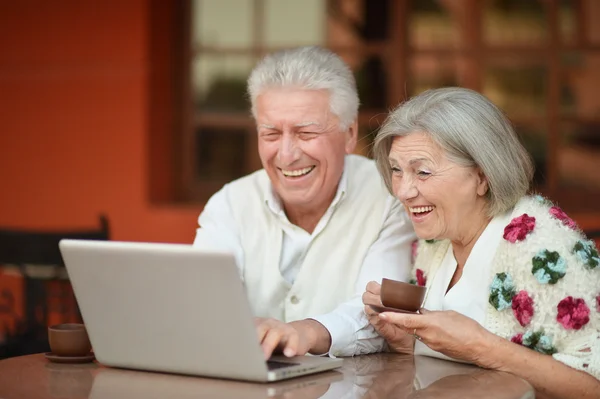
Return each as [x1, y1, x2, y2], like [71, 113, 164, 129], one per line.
[298, 132, 319, 140]
[260, 131, 281, 141]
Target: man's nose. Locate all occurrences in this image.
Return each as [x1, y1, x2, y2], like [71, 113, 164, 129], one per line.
[277, 133, 301, 165]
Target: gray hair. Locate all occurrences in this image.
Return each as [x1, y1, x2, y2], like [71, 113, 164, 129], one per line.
[373, 87, 534, 217]
[247, 46, 359, 130]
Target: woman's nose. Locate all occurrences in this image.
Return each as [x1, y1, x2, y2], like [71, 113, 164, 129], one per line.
[395, 177, 418, 201]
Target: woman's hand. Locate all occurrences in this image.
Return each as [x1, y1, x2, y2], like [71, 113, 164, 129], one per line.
[362, 281, 415, 355]
[378, 308, 494, 366]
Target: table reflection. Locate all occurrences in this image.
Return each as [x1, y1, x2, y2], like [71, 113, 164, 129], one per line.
[0, 353, 534, 399]
[89, 367, 342, 399]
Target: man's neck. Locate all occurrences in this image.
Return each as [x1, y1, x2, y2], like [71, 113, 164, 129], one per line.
[284, 191, 337, 234]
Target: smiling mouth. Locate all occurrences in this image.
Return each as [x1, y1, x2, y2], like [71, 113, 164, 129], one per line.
[280, 166, 315, 177]
[409, 205, 435, 217]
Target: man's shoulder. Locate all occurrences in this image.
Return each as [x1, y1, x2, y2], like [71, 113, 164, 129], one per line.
[220, 169, 270, 195]
[205, 169, 269, 210]
[344, 154, 389, 197]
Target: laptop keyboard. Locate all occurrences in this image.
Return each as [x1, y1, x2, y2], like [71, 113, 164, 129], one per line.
[267, 360, 299, 370]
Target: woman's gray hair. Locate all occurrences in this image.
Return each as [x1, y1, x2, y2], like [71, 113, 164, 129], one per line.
[247, 46, 359, 130]
[374, 87, 534, 217]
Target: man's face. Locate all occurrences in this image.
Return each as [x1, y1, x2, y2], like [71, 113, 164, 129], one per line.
[256, 88, 357, 212]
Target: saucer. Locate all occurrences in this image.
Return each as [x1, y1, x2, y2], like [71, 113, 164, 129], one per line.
[368, 304, 420, 314]
[45, 352, 95, 364]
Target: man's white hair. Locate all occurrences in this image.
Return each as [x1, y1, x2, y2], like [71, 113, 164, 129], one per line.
[247, 46, 359, 130]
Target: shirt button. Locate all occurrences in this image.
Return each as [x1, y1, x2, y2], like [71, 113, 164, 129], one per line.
[290, 295, 300, 304]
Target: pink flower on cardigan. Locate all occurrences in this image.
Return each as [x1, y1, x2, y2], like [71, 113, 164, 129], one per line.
[512, 290, 534, 327]
[596, 295, 600, 313]
[503, 214, 536, 243]
[411, 240, 418, 265]
[557, 297, 590, 330]
[416, 269, 427, 287]
[511, 333, 523, 345]
[549, 206, 578, 230]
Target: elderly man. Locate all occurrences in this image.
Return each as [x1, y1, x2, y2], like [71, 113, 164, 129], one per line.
[193, 46, 415, 358]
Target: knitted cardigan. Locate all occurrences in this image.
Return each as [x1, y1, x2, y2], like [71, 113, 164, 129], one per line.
[412, 195, 600, 379]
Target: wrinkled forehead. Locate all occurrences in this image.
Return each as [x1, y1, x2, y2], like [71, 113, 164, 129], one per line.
[255, 89, 339, 129]
[389, 132, 445, 160]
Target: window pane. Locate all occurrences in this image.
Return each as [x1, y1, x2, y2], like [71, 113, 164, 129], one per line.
[192, 55, 254, 112]
[264, 0, 326, 47]
[408, 56, 461, 97]
[560, 123, 600, 190]
[353, 54, 388, 111]
[195, 126, 252, 181]
[558, 123, 600, 211]
[192, 0, 254, 48]
[328, 0, 390, 45]
[409, 0, 460, 49]
[559, 0, 577, 46]
[483, 63, 547, 118]
[561, 53, 600, 119]
[483, 0, 547, 46]
[516, 124, 547, 188]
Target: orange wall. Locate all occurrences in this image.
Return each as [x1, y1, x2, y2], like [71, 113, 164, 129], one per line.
[0, 1, 200, 243]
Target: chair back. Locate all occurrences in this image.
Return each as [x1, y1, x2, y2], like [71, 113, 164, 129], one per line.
[0, 215, 109, 359]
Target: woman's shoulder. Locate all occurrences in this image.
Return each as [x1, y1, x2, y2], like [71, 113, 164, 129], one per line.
[486, 195, 599, 376]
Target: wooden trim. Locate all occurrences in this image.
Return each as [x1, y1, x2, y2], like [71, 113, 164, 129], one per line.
[148, 0, 187, 203]
[388, 0, 409, 106]
[575, 0, 588, 47]
[546, 0, 560, 195]
[180, 0, 195, 202]
[193, 113, 254, 128]
[192, 42, 391, 57]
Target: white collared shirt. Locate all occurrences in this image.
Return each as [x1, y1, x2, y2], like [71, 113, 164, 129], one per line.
[194, 162, 416, 356]
[414, 210, 513, 361]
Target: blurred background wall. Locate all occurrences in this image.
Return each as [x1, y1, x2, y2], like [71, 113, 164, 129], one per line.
[1, 0, 599, 243]
[0, 1, 199, 243]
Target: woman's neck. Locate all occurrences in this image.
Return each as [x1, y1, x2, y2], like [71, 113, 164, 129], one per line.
[451, 210, 492, 270]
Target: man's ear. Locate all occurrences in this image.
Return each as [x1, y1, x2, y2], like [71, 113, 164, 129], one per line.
[476, 168, 489, 196]
[345, 120, 358, 154]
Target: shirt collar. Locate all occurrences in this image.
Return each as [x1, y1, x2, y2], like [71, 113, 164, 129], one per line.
[265, 157, 348, 217]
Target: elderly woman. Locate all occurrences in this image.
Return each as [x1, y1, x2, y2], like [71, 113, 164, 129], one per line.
[363, 87, 600, 398]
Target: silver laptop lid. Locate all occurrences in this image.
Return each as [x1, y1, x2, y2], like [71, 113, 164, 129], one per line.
[59, 239, 270, 381]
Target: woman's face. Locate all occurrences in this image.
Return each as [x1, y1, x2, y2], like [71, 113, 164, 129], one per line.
[388, 132, 489, 242]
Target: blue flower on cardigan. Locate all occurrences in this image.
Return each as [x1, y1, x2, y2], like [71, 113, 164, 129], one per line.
[522, 330, 557, 355]
[533, 195, 553, 207]
[489, 272, 516, 311]
[532, 249, 566, 284]
[572, 240, 599, 270]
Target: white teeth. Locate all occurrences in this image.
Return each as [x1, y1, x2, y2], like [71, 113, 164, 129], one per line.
[282, 166, 314, 177]
[409, 206, 435, 213]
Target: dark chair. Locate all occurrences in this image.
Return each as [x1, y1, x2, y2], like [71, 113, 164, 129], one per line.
[0, 215, 109, 359]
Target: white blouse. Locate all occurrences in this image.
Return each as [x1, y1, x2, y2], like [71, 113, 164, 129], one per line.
[414, 210, 513, 361]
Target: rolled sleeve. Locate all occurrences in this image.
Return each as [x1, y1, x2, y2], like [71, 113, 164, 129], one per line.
[310, 297, 388, 357]
[311, 197, 416, 357]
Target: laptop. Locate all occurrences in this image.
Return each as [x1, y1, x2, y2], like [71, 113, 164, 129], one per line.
[59, 239, 343, 382]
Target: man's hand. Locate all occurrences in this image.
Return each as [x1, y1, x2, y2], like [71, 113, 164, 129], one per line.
[255, 318, 332, 359]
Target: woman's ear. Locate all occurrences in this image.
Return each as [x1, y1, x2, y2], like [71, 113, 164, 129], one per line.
[476, 168, 489, 197]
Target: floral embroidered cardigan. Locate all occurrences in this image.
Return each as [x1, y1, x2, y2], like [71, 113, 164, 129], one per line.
[411, 195, 600, 379]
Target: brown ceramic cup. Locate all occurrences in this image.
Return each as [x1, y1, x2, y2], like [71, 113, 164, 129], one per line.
[380, 278, 427, 312]
[48, 323, 92, 357]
